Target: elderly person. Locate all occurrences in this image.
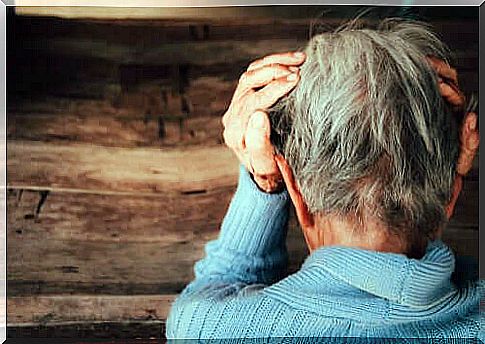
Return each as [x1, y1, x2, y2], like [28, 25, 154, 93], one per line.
[166, 19, 481, 340]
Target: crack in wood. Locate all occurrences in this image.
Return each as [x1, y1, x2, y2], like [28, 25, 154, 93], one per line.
[59, 266, 80, 274]
[35, 190, 50, 218]
[16, 189, 23, 203]
[180, 189, 207, 195]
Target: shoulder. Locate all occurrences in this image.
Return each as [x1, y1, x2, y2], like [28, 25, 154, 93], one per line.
[166, 280, 287, 339]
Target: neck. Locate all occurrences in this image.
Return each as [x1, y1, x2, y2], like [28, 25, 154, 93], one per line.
[302, 213, 407, 256]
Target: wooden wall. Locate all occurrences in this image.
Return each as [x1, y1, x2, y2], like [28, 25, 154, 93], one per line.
[6, 7, 479, 339]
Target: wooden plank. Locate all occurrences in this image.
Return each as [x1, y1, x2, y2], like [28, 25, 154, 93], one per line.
[6, 177, 235, 295]
[5, 187, 303, 295]
[6, 229, 479, 328]
[7, 322, 165, 340]
[7, 227, 210, 295]
[20, 38, 304, 66]
[8, 77, 235, 148]
[7, 294, 175, 326]
[14, 35, 477, 72]
[11, 14, 478, 48]
[8, 110, 226, 148]
[6, 177, 477, 297]
[7, 65, 477, 148]
[6, 139, 478, 212]
[7, 140, 239, 194]
[6, 188, 233, 244]
[13, 6, 331, 20]
[11, 14, 312, 43]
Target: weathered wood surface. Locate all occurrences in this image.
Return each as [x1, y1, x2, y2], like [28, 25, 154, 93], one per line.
[7, 15, 478, 155]
[7, 141, 239, 194]
[7, 294, 175, 326]
[10, 14, 479, 48]
[7, 93, 231, 148]
[15, 5, 477, 23]
[7, 322, 165, 340]
[6, 139, 479, 195]
[5, 160, 478, 297]
[5, 185, 309, 295]
[6, 11, 479, 332]
[6, 187, 228, 295]
[6, 228, 480, 327]
[8, 16, 478, 105]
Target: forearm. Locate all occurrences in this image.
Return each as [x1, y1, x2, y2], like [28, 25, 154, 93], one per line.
[193, 164, 290, 286]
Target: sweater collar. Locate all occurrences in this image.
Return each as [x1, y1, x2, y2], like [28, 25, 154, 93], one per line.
[264, 240, 462, 320]
[300, 239, 456, 307]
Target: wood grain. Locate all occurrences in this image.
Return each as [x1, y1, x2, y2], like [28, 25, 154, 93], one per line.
[5, 187, 307, 295]
[6, 227, 479, 327]
[7, 294, 175, 326]
[11, 14, 478, 49]
[7, 140, 239, 194]
[8, 110, 226, 148]
[6, 180, 478, 297]
[8, 77, 234, 148]
[6, 13, 479, 331]
[7, 322, 165, 340]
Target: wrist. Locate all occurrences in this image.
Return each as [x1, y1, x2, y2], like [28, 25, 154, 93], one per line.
[251, 173, 285, 194]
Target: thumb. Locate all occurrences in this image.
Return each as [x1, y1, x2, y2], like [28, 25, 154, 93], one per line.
[245, 111, 278, 175]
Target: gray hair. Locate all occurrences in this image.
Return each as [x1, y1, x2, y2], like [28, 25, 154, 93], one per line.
[269, 19, 461, 256]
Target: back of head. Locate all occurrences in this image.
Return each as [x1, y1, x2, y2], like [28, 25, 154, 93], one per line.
[270, 19, 461, 258]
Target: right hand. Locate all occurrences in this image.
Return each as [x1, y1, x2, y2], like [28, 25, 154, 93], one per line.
[222, 51, 306, 193]
[426, 56, 479, 222]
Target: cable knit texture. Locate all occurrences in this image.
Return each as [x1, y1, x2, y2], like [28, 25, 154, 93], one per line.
[166, 165, 484, 342]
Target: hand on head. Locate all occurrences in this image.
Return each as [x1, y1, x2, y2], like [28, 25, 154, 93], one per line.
[223, 51, 478, 247]
[426, 56, 479, 222]
[222, 51, 306, 193]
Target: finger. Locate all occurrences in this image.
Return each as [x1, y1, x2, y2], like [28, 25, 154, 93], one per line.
[445, 175, 463, 219]
[247, 51, 306, 72]
[244, 111, 279, 175]
[249, 72, 300, 110]
[438, 81, 465, 107]
[223, 120, 245, 150]
[235, 64, 297, 99]
[235, 72, 300, 135]
[457, 112, 479, 176]
[427, 56, 458, 86]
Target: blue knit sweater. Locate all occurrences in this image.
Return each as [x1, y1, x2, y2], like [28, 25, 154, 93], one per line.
[166, 165, 484, 341]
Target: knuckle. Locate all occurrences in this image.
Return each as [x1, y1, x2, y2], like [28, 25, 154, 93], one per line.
[222, 128, 234, 147]
[224, 127, 243, 150]
[238, 72, 248, 83]
[248, 59, 262, 70]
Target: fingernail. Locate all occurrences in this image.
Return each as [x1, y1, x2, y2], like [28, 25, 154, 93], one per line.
[289, 66, 299, 73]
[251, 112, 266, 128]
[287, 73, 298, 81]
[294, 52, 305, 59]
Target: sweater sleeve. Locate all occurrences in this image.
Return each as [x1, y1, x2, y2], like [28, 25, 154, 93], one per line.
[166, 165, 291, 339]
[193, 164, 290, 286]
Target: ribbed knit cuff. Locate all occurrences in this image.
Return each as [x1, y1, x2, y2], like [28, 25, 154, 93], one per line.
[218, 165, 290, 257]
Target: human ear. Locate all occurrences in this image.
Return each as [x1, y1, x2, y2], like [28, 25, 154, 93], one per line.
[274, 155, 314, 229]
